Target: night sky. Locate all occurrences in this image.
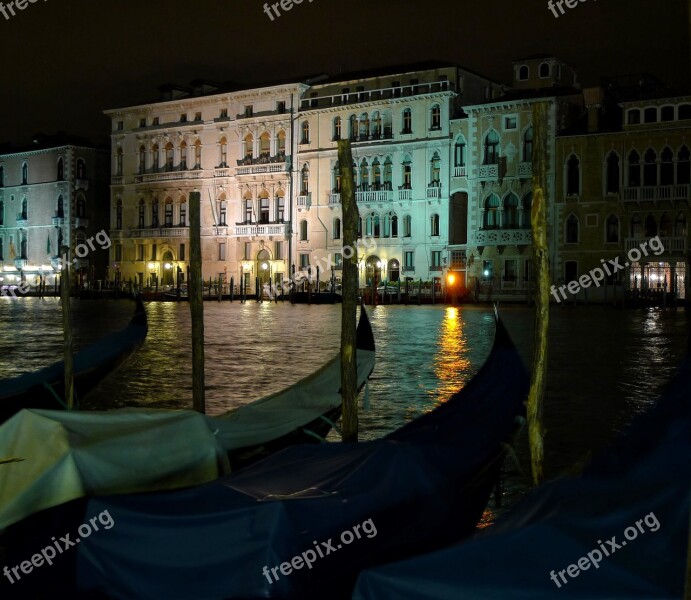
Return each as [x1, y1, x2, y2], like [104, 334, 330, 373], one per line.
[1, 0, 688, 146]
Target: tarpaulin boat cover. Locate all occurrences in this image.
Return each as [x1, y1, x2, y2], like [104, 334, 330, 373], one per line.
[353, 350, 691, 600]
[0, 349, 374, 531]
[3, 319, 528, 600]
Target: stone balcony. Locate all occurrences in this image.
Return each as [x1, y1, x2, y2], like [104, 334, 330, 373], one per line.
[75, 178, 89, 191]
[356, 190, 394, 203]
[328, 193, 341, 205]
[131, 227, 189, 238]
[625, 236, 686, 253]
[135, 170, 203, 183]
[426, 185, 442, 199]
[621, 184, 690, 203]
[517, 162, 532, 178]
[472, 228, 533, 246]
[51, 215, 64, 227]
[75, 217, 89, 229]
[297, 193, 312, 208]
[478, 164, 499, 181]
[231, 223, 288, 238]
[16, 213, 28, 227]
[453, 166, 467, 178]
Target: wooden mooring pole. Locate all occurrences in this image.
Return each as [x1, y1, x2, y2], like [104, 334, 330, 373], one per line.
[189, 191, 206, 414]
[338, 140, 359, 443]
[60, 247, 74, 410]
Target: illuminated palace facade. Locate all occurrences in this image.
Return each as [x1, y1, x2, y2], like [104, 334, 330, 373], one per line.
[0, 138, 109, 288]
[106, 62, 690, 301]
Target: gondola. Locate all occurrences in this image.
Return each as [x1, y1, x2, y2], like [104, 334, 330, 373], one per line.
[352, 335, 691, 600]
[0, 305, 375, 531]
[1, 311, 529, 600]
[0, 298, 148, 423]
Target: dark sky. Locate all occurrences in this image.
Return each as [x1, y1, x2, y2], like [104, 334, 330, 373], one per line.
[1, 0, 688, 146]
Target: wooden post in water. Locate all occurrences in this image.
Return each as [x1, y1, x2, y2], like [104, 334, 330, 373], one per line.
[338, 139, 359, 443]
[526, 101, 550, 486]
[189, 191, 206, 414]
[59, 248, 75, 410]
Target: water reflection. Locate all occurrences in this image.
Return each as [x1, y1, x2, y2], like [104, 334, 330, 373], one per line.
[431, 307, 472, 404]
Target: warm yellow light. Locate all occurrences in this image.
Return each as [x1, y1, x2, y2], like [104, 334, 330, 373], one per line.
[447, 274, 456, 285]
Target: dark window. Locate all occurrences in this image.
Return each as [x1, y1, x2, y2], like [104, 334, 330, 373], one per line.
[566, 155, 580, 195]
[627, 109, 641, 125]
[518, 65, 529, 80]
[606, 152, 620, 193]
[643, 149, 657, 186]
[484, 131, 499, 164]
[628, 150, 641, 187]
[606, 214, 619, 243]
[564, 261, 578, 284]
[566, 214, 579, 243]
[678, 146, 690, 184]
[660, 147, 674, 185]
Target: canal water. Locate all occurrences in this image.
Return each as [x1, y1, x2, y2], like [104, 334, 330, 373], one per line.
[0, 298, 688, 515]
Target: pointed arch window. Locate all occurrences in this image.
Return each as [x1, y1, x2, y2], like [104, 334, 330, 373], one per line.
[675, 212, 687, 237]
[484, 131, 499, 165]
[21, 162, 28, 185]
[116, 200, 123, 230]
[384, 159, 393, 190]
[402, 109, 412, 134]
[566, 154, 580, 195]
[522, 193, 532, 229]
[678, 146, 690, 185]
[349, 115, 358, 140]
[660, 147, 674, 185]
[57, 195, 64, 218]
[523, 127, 533, 162]
[430, 213, 440, 236]
[605, 151, 620, 193]
[504, 194, 519, 228]
[659, 212, 672, 236]
[402, 156, 412, 189]
[301, 164, 310, 194]
[606, 214, 619, 243]
[430, 153, 441, 184]
[57, 157, 64, 181]
[403, 215, 412, 237]
[76, 196, 86, 218]
[643, 148, 657, 186]
[483, 194, 500, 229]
[430, 104, 441, 130]
[333, 217, 341, 240]
[372, 160, 382, 190]
[644, 214, 657, 237]
[333, 117, 341, 141]
[454, 137, 466, 167]
[630, 214, 642, 237]
[628, 150, 641, 187]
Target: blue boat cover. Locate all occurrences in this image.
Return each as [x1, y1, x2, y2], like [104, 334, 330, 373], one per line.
[353, 348, 691, 600]
[1, 319, 528, 600]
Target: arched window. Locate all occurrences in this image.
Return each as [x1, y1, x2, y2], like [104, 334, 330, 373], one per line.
[566, 214, 579, 243]
[138, 146, 146, 174]
[116, 199, 123, 229]
[333, 161, 341, 192]
[179, 141, 187, 170]
[276, 130, 286, 156]
[384, 158, 393, 189]
[349, 115, 357, 140]
[76, 158, 86, 179]
[402, 109, 412, 134]
[606, 214, 619, 243]
[259, 191, 269, 224]
[359, 113, 370, 139]
[644, 214, 657, 237]
[21, 198, 27, 220]
[430, 153, 441, 184]
[522, 193, 533, 229]
[299, 220, 308, 241]
[430, 213, 440, 236]
[518, 65, 529, 80]
[504, 193, 519, 228]
[678, 145, 690, 184]
[333, 217, 341, 240]
[661, 106, 675, 122]
[454, 136, 466, 167]
[301, 164, 309, 194]
[57, 157, 64, 181]
[630, 213, 642, 237]
[301, 121, 310, 144]
[56, 195, 64, 218]
[259, 132, 270, 158]
[138, 199, 146, 228]
[388, 212, 398, 238]
[659, 212, 672, 236]
[275, 191, 285, 223]
[360, 159, 369, 190]
[643, 148, 657, 186]
[243, 134, 253, 160]
[76, 195, 86, 218]
[628, 150, 641, 187]
[539, 62, 550, 78]
[22, 162, 28, 185]
[151, 198, 159, 228]
[679, 104, 691, 120]
[403, 215, 412, 237]
[627, 109, 641, 125]
[165, 143, 174, 171]
[660, 147, 674, 185]
[675, 212, 687, 237]
[373, 213, 380, 237]
[333, 116, 341, 141]
[243, 192, 253, 223]
[219, 137, 228, 167]
[372, 159, 382, 189]
[523, 127, 533, 162]
[402, 156, 412, 189]
[566, 154, 580, 195]
[430, 104, 441, 129]
[605, 151, 620, 193]
[164, 198, 174, 226]
[371, 111, 382, 138]
[484, 130, 499, 165]
[152, 144, 160, 171]
[115, 148, 123, 176]
[644, 108, 657, 123]
[179, 198, 187, 226]
[483, 194, 500, 229]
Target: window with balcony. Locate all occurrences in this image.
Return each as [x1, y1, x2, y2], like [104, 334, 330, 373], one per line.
[333, 161, 341, 192]
[165, 143, 174, 171]
[606, 214, 619, 243]
[678, 146, 690, 184]
[566, 214, 579, 243]
[504, 193, 519, 228]
[628, 150, 641, 187]
[179, 200, 187, 226]
[193, 140, 202, 168]
[168, 200, 177, 226]
[152, 145, 160, 171]
[56, 195, 64, 218]
[116, 200, 122, 230]
[341, 87, 350, 103]
[403, 215, 412, 237]
[430, 213, 440, 236]
[661, 147, 674, 185]
[371, 112, 382, 138]
[605, 151, 620, 193]
[566, 154, 580, 195]
[430, 105, 441, 130]
[675, 212, 687, 236]
[259, 196, 269, 224]
[660, 213, 672, 236]
[430, 153, 441, 184]
[484, 130, 499, 165]
[301, 164, 310, 194]
[76, 196, 86, 218]
[151, 200, 159, 228]
[333, 217, 341, 240]
[384, 159, 393, 189]
[21, 162, 28, 185]
[301, 121, 310, 144]
[138, 200, 145, 228]
[372, 160, 382, 189]
[661, 106, 675, 122]
[244, 198, 253, 223]
[139, 147, 146, 174]
[349, 114, 358, 140]
[630, 214, 643, 237]
[402, 158, 412, 189]
[259, 132, 270, 159]
[454, 137, 466, 168]
[643, 148, 657, 186]
[644, 214, 657, 237]
[402, 109, 412, 134]
[483, 194, 500, 229]
[219, 137, 228, 167]
[360, 159, 370, 190]
[523, 127, 533, 162]
[276, 195, 285, 222]
[359, 113, 370, 140]
[57, 157, 64, 181]
[333, 116, 341, 141]
[244, 134, 253, 159]
[115, 148, 123, 176]
[404, 251, 414, 270]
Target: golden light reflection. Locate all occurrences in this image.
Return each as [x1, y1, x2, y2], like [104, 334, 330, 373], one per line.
[431, 307, 471, 405]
